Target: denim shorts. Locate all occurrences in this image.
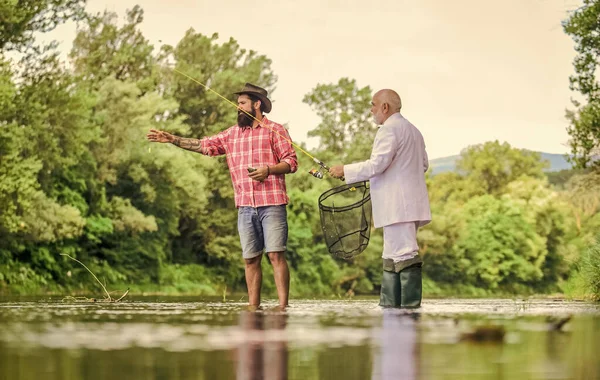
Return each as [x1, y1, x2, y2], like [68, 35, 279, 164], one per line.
[237, 205, 288, 259]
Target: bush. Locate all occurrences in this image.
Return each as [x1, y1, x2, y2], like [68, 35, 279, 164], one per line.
[579, 237, 600, 301]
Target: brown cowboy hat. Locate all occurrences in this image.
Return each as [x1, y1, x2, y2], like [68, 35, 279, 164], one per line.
[234, 83, 272, 113]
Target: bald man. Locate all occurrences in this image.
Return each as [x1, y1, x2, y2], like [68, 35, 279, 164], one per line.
[329, 89, 431, 308]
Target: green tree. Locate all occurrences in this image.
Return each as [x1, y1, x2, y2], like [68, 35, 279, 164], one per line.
[503, 177, 569, 290]
[69, 6, 157, 91]
[422, 142, 551, 287]
[579, 237, 600, 300]
[454, 195, 547, 290]
[562, 172, 600, 236]
[563, 0, 600, 170]
[0, 49, 90, 290]
[303, 78, 375, 162]
[15, 48, 97, 202]
[87, 77, 206, 283]
[456, 140, 548, 195]
[0, 0, 86, 51]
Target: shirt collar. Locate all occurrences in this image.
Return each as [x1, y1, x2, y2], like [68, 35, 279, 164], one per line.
[382, 112, 402, 127]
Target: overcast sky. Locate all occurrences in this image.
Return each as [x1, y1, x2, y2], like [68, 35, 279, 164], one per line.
[42, 0, 581, 159]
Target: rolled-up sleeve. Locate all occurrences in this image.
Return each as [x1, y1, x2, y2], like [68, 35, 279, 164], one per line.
[273, 124, 298, 173]
[200, 128, 230, 156]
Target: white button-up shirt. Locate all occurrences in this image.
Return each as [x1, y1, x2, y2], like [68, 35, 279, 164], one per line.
[344, 113, 431, 228]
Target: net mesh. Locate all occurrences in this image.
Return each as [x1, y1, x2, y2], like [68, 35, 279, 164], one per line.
[318, 181, 372, 259]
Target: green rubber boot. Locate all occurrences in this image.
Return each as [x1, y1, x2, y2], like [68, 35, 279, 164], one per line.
[379, 256, 423, 308]
[379, 269, 401, 307]
[400, 264, 422, 308]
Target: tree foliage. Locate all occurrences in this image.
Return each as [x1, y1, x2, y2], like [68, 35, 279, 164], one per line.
[303, 78, 376, 162]
[0, 0, 86, 51]
[0, 4, 596, 299]
[563, 1, 600, 171]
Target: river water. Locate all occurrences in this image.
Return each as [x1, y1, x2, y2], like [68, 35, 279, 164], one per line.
[0, 296, 598, 379]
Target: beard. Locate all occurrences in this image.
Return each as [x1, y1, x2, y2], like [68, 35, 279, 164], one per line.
[237, 108, 256, 127]
[372, 112, 383, 125]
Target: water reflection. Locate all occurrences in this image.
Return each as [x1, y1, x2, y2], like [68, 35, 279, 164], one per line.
[235, 310, 288, 380]
[0, 298, 598, 380]
[371, 311, 419, 380]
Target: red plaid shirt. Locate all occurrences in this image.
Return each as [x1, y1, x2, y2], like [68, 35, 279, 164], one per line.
[200, 117, 298, 207]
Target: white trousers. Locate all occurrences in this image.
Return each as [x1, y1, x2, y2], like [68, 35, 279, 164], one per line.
[382, 221, 420, 263]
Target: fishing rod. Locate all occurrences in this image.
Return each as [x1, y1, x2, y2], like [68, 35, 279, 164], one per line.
[173, 68, 341, 180]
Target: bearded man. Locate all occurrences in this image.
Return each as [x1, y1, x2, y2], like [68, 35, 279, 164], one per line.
[147, 83, 298, 309]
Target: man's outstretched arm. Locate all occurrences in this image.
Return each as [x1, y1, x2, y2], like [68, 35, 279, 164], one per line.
[147, 129, 227, 155]
[172, 136, 206, 154]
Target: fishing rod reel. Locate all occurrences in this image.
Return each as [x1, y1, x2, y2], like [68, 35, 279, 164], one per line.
[308, 168, 325, 179]
[308, 157, 345, 181]
[308, 158, 328, 179]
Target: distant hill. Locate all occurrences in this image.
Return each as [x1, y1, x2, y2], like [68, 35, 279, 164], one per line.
[429, 152, 572, 175]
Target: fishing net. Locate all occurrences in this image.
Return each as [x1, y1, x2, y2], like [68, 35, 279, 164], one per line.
[318, 181, 372, 259]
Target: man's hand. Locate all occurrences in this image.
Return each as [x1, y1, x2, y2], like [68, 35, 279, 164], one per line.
[248, 166, 269, 182]
[329, 165, 345, 179]
[147, 129, 175, 143]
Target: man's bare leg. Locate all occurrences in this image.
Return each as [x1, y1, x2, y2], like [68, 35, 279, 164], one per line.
[267, 251, 290, 307]
[245, 254, 263, 306]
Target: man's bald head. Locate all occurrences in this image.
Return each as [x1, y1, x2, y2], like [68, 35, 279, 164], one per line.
[371, 89, 402, 124]
[374, 89, 402, 112]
